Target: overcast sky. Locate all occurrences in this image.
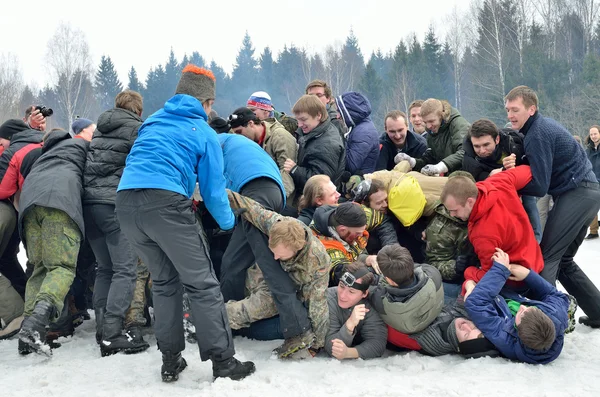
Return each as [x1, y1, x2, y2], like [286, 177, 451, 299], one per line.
[0, 0, 468, 89]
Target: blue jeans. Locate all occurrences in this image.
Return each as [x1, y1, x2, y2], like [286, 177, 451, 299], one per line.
[443, 282, 462, 305]
[233, 316, 284, 341]
[522, 195, 542, 243]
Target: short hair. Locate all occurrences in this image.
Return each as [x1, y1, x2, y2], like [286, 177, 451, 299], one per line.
[384, 110, 408, 129]
[469, 118, 499, 140]
[377, 244, 414, 286]
[408, 100, 424, 112]
[364, 179, 386, 207]
[115, 90, 143, 115]
[517, 307, 556, 351]
[505, 85, 539, 108]
[299, 174, 331, 210]
[292, 95, 327, 122]
[420, 98, 451, 122]
[268, 220, 306, 252]
[24, 106, 34, 119]
[345, 261, 375, 286]
[305, 79, 332, 100]
[440, 176, 479, 206]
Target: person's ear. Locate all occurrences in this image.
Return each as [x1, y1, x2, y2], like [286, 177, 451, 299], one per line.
[495, 135, 500, 145]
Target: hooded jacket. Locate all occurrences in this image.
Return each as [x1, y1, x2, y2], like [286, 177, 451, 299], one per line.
[466, 166, 544, 284]
[369, 263, 444, 334]
[377, 131, 428, 171]
[465, 262, 569, 364]
[414, 106, 469, 173]
[118, 94, 234, 231]
[463, 129, 525, 182]
[336, 92, 380, 175]
[0, 142, 43, 207]
[19, 130, 89, 242]
[0, 123, 42, 181]
[83, 108, 142, 205]
[586, 135, 600, 180]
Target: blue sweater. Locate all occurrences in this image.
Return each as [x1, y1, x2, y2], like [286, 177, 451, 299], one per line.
[118, 94, 234, 230]
[519, 112, 598, 197]
[217, 134, 286, 207]
[465, 262, 569, 364]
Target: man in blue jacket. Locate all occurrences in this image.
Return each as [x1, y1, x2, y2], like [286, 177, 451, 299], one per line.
[504, 85, 600, 329]
[115, 65, 255, 383]
[217, 133, 314, 358]
[465, 248, 569, 364]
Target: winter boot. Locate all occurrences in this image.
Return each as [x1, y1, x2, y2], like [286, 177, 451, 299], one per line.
[18, 338, 32, 355]
[46, 301, 74, 346]
[579, 316, 600, 328]
[565, 295, 578, 334]
[94, 307, 105, 345]
[124, 326, 150, 350]
[0, 316, 23, 340]
[100, 317, 150, 357]
[273, 329, 316, 359]
[161, 351, 188, 382]
[212, 356, 256, 381]
[18, 301, 55, 356]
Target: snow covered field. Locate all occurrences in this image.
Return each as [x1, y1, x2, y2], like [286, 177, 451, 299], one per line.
[1, 240, 600, 397]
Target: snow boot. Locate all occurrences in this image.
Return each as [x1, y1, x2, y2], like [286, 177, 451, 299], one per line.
[161, 351, 188, 382]
[124, 326, 149, 349]
[273, 329, 316, 359]
[95, 307, 105, 345]
[579, 316, 600, 328]
[18, 338, 32, 355]
[46, 301, 74, 346]
[212, 356, 256, 381]
[0, 315, 23, 340]
[565, 295, 578, 334]
[100, 317, 149, 357]
[18, 301, 55, 356]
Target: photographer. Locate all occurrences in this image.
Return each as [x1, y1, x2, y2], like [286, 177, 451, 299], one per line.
[23, 105, 52, 132]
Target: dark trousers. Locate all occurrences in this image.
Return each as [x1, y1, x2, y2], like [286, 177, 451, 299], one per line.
[0, 204, 26, 299]
[84, 204, 137, 322]
[116, 189, 234, 361]
[540, 182, 600, 319]
[220, 178, 311, 338]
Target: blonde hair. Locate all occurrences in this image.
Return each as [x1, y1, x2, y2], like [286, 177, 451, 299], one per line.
[269, 220, 306, 252]
[299, 175, 331, 210]
[420, 98, 452, 122]
[292, 95, 327, 122]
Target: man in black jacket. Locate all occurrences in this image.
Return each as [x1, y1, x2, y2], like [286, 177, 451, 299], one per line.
[83, 90, 149, 356]
[376, 110, 427, 171]
[17, 129, 90, 355]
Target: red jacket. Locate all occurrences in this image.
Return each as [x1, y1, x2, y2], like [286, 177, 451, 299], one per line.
[0, 142, 43, 201]
[464, 166, 544, 284]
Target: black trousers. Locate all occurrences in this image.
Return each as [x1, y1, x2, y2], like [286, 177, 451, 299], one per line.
[540, 182, 600, 319]
[116, 189, 234, 361]
[220, 178, 311, 339]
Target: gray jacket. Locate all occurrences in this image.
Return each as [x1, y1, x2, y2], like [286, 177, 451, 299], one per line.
[325, 287, 387, 359]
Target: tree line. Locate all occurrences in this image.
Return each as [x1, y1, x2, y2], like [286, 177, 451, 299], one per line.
[1, 0, 600, 136]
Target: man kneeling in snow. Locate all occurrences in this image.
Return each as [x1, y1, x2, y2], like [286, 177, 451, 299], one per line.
[325, 262, 388, 360]
[464, 248, 570, 364]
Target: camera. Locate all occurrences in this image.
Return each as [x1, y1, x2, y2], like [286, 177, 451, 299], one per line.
[35, 105, 53, 118]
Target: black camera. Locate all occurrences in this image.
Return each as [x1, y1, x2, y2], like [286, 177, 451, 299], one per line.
[35, 105, 53, 118]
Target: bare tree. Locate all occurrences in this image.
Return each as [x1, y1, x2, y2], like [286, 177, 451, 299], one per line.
[45, 23, 94, 129]
[572, 0, 600, 54]
[0, 53, 24, 123]
[532, 0, 566, 58]
[445, 6, 471, 108]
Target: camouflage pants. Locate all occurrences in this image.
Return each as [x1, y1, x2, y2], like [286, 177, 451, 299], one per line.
[226, 264, 278, 329]
[124, 258, 150, 328]
[23, 206, 81, 321]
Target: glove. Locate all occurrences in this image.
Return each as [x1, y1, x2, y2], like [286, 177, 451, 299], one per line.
[394, 153, 416, 168]
[454, 255, 470, 275]
[421, 161, 448, 176]
[351, 179, 372, 203]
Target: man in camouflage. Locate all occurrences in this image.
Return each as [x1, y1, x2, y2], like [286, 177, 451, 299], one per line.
[225, 190, 330, 358]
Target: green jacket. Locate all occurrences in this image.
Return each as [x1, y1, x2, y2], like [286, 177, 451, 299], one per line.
[415, 107, 469, 173]
[262, 119, 298, 200]
[425, 203, 469, 282]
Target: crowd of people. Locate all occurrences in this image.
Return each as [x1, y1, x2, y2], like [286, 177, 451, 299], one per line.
[0, 63, 599, 383]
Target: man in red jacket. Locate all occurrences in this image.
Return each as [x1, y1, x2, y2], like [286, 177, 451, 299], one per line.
[439, 165, 543, 286]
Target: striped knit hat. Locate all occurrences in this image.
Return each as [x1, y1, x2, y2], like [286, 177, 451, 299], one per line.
[247, 91, 273, 111]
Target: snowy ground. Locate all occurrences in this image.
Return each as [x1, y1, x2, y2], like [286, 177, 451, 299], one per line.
[1, 240, 600, 397]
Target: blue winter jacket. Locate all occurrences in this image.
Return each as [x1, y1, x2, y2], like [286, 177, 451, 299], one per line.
[336, 92, 380, 175]
[217, 134, 286, 207]
[465, 262, 569, 364]
[118, 94, 234, 230]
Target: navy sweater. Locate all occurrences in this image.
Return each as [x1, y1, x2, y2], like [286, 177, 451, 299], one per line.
[519, 112, 597, 197]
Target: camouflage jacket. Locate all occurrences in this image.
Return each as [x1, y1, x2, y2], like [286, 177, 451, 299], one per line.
[262, 120, 298, 200]
[425, 203, 469, 282]
[227, 190, 330, 348]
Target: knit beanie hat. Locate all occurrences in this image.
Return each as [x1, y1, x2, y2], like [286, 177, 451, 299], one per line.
[71, 118, 94, 135]
[446, 319, 460, 352]
[332, 202, 367, 227]
[412, 318, 460, 356]
[247, 91, 273, 111]
[209, 117, 231, 134]
[0, 119, 28, 140]
[175, 64, 216, 104]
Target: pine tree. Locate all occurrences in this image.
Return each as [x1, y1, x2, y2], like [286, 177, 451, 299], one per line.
[95, 55, 123, 111]
[127, 66, 143, 92]
[359, 59, 384, 128]
[341, 28, 365, 92]
[189, 51, 206, 68]
[258, 47, 275, 92]
[421, 26, 443, 100]
[231, 32, 259, 104]
[164, 48, 181, 94]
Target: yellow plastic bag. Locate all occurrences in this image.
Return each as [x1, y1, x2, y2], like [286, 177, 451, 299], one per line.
[388, 174, 426, 227]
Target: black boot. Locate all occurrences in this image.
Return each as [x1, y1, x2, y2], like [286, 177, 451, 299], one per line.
[18, 338, 32, 355]
[18, 301, 55, 356]
[125, 326, 150, 349]
[212, 357, 256, 381]
[161, 351, 187, 382]
[100, 317, 150, 357]
[579, 316, 600, 328]
[46, 300, 74, 348]
[94, 307, 105, 345]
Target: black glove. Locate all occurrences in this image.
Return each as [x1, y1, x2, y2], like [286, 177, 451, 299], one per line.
[454, 255, 470, 275]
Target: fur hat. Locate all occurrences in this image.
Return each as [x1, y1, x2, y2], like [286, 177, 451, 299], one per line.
[0, 119, 28, 140]
[71, 118, 94, 135]
[175, 64, 216, 104]
[247, 91, 273, 111]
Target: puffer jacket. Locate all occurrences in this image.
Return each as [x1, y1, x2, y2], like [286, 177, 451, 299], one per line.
[586, 135, 600, 180]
